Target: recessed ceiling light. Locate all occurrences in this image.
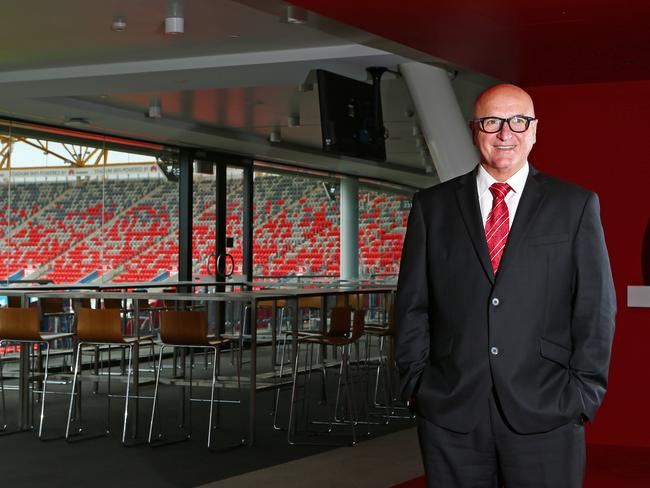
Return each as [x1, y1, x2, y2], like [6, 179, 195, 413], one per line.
[282, 5, 308, 24]
[111, 15, 127, 32]
[269, 128, 282, 143]
[147, 97, 162, 119]
[63, 117, 90, 127]
[165, 0, 184, 35]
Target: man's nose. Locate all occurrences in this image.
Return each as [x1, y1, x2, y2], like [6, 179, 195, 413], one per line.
[497, 122, 512, 140]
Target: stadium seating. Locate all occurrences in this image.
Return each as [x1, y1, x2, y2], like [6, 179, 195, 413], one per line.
[0, 174, 407, 282]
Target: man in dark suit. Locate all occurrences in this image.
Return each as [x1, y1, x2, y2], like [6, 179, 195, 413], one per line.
[395, 84, 616, 487]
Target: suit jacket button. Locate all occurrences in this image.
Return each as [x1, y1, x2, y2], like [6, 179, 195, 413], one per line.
[490, 346, 499, 355]
[491, 297, 500, 306]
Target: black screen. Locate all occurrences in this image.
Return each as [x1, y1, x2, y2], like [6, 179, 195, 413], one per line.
[317, 69, 386, 161]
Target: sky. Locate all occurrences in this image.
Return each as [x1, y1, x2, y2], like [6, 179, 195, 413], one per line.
[5, 139, 155, 168]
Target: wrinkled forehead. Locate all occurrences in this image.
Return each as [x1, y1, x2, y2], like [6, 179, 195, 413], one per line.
[474, 86, 535, 118]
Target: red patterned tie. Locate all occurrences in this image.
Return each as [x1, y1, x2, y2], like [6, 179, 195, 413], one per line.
[485, 183, 512, 274]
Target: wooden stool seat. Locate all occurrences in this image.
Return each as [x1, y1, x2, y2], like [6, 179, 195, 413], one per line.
[286, 307, 366, 445]
[149, 310, 240, 448]
[66, 307, 154, 445]
[0, 307, 73, 438]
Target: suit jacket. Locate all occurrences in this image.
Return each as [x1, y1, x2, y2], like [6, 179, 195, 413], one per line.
[395, 165, 616, 434]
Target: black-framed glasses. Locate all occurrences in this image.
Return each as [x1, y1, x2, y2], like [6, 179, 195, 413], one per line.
[473, 115, 536, 133]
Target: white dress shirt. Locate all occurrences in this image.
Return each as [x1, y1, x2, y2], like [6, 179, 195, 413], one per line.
[476, 162, 529, 229]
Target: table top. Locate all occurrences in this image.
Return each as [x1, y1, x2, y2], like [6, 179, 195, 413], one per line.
[0, 279, 250, 292]
[6, 285, 394, 304]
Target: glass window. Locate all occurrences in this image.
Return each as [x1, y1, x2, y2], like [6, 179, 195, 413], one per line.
[358, 185, 411, 279]
[109, 157, 179, 284]
[0, 117, 415, 287]
[226, 167, 244, 278]
[192, 165, 244, 281]
[253, 167, 340, 278]
[0, 119, 177, 285]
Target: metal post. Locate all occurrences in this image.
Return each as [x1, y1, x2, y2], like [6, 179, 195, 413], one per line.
[340, 176, 359, 282]
[242, 163, 254, 284]
[178, 148, 193, 293]
[249, 299, 256, 446]
[215, 162, 227, 332]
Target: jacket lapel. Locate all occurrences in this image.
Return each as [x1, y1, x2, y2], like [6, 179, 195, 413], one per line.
[455, 169, 495, 284]
[497, 166, 546, 276]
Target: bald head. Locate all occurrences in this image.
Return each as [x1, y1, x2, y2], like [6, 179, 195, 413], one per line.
[473, 84, 535, 119]
[471, 84, 538, 181]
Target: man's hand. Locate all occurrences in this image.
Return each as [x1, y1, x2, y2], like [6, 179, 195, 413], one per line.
[407, 396, 417, 414]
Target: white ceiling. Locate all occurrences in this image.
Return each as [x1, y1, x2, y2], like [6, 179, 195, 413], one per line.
[0, 0, 490, 188]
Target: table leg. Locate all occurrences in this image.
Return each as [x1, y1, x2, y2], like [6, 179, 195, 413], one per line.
[271, 301, 277, 370]
[18, 346, 30, 430]
[291, 298, 299, 365]
[248, 301, 256, 447]
[132, 342, 140, 438]
[320, 296, 327, 360]
[17, 295, 30, 430]
[132, 299, 140, 438]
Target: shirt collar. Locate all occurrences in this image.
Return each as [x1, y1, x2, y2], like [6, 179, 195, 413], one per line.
[477, 162, 529, 197]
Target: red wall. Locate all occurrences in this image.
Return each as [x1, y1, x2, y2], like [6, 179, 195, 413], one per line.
[526, 81, 650, 447]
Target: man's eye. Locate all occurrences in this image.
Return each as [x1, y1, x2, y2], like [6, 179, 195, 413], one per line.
[483, 118, 500, 128]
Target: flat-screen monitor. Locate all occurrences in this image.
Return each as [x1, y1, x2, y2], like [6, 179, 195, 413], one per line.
[317, 69, 386, 161]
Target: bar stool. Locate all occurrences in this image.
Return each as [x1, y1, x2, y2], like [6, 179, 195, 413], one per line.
[230, 299, 268, 360]
[286, 306, 366, 445]
[132, 299, 157, 336]
[65, 307, 154, 445]
[336, 294, 368, 360]
[275, 296, 323, 368]
[339, 295, 404, 420]
[297, 296, 322, 332]
[256, 299, 287, 366]
[0, 307, 74, 438]
[39, 297, 75, 369]
[148, 309, 240, 449]
[364, 305, 397, 418]
[272, 297, 332, 431]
